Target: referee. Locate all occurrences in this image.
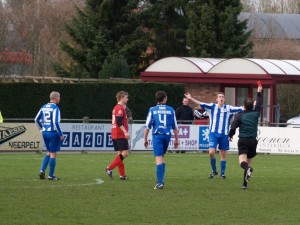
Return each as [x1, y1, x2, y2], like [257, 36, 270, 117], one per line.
[229, 84, 263, 189]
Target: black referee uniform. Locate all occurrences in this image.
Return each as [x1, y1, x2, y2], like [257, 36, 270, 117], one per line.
[229, 92, 262, 158]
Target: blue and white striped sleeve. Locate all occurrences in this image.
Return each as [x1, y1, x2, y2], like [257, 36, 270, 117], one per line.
[200, 102, 213, 111]
[34, 109, 43, 131]
[172, 109, 178, 130]
[145, 109, 153, 129]
[230, 106, 244, 113]
[53, 107, 63, 137]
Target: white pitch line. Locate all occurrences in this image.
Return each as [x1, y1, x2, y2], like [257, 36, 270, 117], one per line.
[0, 178, 104, 189]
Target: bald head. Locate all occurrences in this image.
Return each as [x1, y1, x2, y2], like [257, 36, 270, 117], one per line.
[50, 91, 60, 104]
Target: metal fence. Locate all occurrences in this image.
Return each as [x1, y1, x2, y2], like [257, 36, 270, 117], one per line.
[2, 117, 299, 127]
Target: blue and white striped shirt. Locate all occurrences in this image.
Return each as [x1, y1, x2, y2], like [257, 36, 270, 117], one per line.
[145, 104, 178, 135]
[200, 103, 243, 135]
[35, 103, 63, 137]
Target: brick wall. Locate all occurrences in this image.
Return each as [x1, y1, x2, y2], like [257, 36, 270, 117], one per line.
[184, 83, 220, 108]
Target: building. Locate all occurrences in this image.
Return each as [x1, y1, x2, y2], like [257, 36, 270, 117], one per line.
[0, 50, 32, 75]
[141, 57, 300, 124]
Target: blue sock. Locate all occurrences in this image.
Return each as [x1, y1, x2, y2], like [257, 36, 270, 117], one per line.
[40, 155, 50, 172]
[220, 160, 226, 176]
[156, 164, 164, 185]
[162, 163, 166, 184]
[49, 158, 56, 177]
[210, 158, 217, 172]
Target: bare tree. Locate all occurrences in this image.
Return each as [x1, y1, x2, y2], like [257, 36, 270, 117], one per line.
[241, 0, 300, 13]
[252, 37, 300, 121]
[0, 2, 9, 50]
[5, 0, 79, 76]
[253, 39, 300, 59]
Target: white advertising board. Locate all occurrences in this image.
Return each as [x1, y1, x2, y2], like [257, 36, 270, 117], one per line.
[0, 123, 43, 151]
[131, 124, 200, 151]
[229, 127, 300, 154]
[257, 127, 300, 154]
[60, 123, 114, 151]
[1, 122, 299, 154]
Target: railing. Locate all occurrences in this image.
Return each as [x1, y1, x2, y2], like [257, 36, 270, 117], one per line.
[0, 75, 142, 83]
[2, 118, 300, 127]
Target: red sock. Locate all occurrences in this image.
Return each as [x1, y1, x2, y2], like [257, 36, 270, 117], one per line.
[108, 155, 123, 170]
[118, 161, 125, 177]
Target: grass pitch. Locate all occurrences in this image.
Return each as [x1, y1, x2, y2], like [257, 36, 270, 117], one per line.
[0, 152, 299, 225]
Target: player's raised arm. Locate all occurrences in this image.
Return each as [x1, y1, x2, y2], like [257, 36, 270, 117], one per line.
[254, 85, 263, 112]
[184, 92, 201, 106]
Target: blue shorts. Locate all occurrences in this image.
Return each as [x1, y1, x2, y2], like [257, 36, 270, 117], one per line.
[42, 132, 61, 153]
[209, 133, 229, 150]
[152, 134, 171, 157]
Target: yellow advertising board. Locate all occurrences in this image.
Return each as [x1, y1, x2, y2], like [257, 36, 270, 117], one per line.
[0, 123, 43, 151]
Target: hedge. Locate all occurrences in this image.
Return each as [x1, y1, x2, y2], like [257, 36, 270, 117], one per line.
[0, 82, 185, 120]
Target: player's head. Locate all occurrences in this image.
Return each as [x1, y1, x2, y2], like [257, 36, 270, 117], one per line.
[50, 91, 60, 104]
[116, 91, 129, 104]
[216, 92, 225, 105]
[155, 91, 167, 104]
[244, 98, 254, 111]
[182, 97, 189, 106]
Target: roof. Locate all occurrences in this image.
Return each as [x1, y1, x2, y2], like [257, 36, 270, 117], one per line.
[145, 57, 223, 73]
[141, 57, 300, 84]
[209, 58, 300, 75]
[240, 12, 300, 39]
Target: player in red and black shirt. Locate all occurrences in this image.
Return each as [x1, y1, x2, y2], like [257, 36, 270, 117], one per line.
[105, 91, 130, 180]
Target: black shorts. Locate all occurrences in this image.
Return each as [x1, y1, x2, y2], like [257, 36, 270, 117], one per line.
[112, 138, 129, 151]
[238, 138, 258, 159]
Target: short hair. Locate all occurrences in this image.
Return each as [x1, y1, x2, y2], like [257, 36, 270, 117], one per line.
[244, 98, 254, 110]
[155, 91, 167, 103]
[50, 91, 60, 100]
[217, 92, 225, 96]
[116, 91, 128, 102]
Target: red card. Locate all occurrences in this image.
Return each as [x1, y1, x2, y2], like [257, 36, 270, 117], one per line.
[257, 80, 262, 87]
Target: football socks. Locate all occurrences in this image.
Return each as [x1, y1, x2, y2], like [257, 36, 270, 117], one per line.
[49, 158, 56, 177]
[220, 160, 226, 176]
[118, 161, 125, 177]
[162, 163, 166, 184]
[210, 158, 217, 173]
[156, 164, 164, 185]
[243, 169, 247, 184]
[40, 154, 50, 172]
[108, 154, 123, 170]
[240, 161, 249, 170]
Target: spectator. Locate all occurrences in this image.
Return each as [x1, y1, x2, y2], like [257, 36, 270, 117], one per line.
[176, 97, 194, 124]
